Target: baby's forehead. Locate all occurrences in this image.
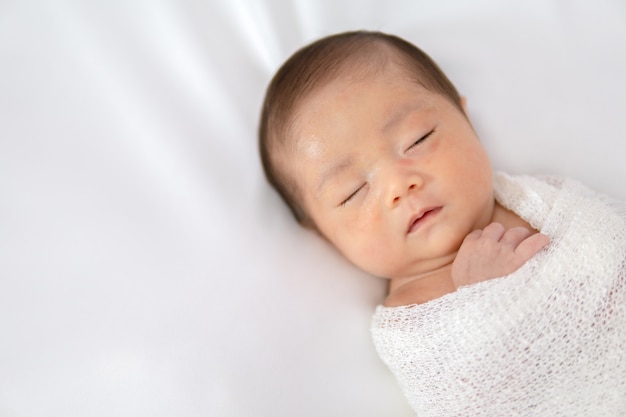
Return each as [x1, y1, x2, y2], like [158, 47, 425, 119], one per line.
[277, 52, 436, 170]
[293, 69, 429, 131]
[289, 77, 429, 161]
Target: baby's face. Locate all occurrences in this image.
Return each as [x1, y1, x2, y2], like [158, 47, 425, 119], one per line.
[286, 65, 496, 279]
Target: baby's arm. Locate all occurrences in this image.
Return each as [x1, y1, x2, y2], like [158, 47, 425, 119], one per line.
[451, 223, 550, 288]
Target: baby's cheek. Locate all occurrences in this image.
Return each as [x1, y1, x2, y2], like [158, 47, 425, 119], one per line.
[353, 244, 392, 278]
[356, 229, 397, 277]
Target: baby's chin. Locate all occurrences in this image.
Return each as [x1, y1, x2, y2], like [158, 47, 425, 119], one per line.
[392, 246, 466, 280]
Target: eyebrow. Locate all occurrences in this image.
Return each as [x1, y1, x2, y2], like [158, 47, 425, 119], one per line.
[317, 156, 354, 193]
[381, 102, 423, 134]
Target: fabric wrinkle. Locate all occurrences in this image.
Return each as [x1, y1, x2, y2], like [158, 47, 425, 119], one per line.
[371, 172, 626, 416]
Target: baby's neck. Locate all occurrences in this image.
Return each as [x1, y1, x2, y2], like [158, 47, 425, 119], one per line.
[385, 264, 455, 306]
[384, 203, 534, 307]
[490, 202, 534, 231]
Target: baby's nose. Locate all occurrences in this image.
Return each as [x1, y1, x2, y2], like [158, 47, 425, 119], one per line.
[386, 171, 423, 208]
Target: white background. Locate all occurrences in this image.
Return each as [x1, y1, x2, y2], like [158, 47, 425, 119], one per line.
[1, 1, 625, 416]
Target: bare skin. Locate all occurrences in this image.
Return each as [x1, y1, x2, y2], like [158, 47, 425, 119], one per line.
[452, 222, 549, 288]
[287, 56, 550, 307]
[384, 206, 549, 306]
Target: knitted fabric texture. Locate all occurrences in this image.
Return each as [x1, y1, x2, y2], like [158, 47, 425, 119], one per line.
[371, 173, 626, 416]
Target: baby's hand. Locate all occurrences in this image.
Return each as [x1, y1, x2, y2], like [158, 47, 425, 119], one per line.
[451, 223, 550, 289]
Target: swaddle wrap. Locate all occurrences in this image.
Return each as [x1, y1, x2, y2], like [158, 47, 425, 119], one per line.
[371, 173, 626, 416]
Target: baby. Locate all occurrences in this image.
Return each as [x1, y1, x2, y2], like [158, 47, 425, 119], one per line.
[260, 30, 549, 305]
[260, 31, 626, 416]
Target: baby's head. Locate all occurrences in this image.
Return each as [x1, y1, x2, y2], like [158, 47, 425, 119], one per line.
[260, 31, 465, 227]
[259, 30, 495, 279]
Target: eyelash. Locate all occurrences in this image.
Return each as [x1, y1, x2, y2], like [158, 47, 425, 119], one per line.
[406, 129, 435, 151]
[340, 183, 365, 207]
[339, 129, 435, 207]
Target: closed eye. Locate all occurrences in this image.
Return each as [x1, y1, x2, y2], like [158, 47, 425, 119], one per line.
[340, 183, 366, 207]
[406, 129, 435, 152]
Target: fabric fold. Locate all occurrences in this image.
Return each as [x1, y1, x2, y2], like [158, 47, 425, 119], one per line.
[371, 173, 626, 416]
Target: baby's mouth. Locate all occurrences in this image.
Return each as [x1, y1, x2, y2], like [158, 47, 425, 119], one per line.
[407, 207, 442, 234]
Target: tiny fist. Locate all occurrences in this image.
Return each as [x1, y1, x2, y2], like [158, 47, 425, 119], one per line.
[452, 227, 550, 290]
[481, 222, 506, 240]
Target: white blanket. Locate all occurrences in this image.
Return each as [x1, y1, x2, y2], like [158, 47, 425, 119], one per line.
[372, 173, 626, 416]
[2, 1, 626, 415]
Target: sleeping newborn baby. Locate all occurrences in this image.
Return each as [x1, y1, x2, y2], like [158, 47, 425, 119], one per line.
[259, 30, 626, 416]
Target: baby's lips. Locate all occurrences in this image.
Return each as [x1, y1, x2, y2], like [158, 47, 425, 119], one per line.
[406, 206, 442, 234]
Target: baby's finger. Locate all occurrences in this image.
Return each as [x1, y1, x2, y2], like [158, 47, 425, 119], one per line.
[481, 222, 505, 241]
[515, 232, 550, 260]
[462, 228, 483, 243]
[500, 227, 532, 247]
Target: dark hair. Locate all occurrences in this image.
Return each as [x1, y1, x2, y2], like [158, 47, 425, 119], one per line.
[259, 30, 462, 226]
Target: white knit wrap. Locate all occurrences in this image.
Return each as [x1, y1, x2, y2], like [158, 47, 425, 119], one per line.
[371, 173, 626, 416]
